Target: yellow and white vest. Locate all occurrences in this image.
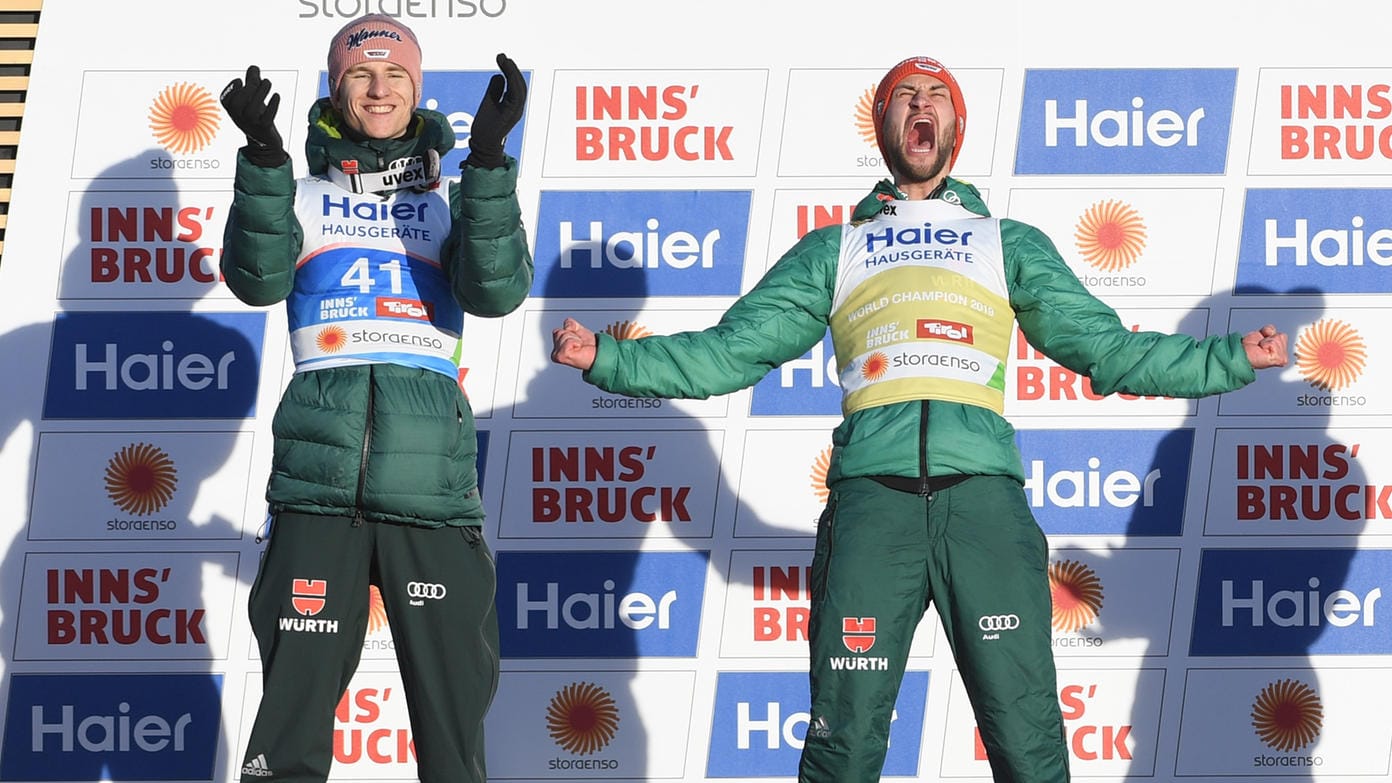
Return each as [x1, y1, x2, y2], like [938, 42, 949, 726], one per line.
[830, 198, 1013, 415]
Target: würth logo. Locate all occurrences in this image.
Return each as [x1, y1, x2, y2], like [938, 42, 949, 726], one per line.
[842, 616, 876, 653]
[292, 578, 327, 616]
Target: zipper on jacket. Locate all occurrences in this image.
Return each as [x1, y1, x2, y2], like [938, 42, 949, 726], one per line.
[353, 366, 376, 527]
[916, 400, 932, 497]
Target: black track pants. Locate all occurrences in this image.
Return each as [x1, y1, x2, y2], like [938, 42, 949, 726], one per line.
[240, 512, 500, 783]
[797, 476, 1070, 783]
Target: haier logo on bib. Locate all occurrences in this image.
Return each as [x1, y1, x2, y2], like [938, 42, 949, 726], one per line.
[1018, 428, 1192, 536]
[496, 550, 706, 657]
[0, 673, 220, 781]
[705, 670, 927, 777]
[1236, 188, 1392, 294]
[750, 332, 842, 416]
[1015, 69, 1236, 174]
[43, 311, 264, 420]
[1190, 548, 1391, 656]
[532, 190, 750, 297]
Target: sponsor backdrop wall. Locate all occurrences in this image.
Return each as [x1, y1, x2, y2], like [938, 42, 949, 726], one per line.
[0, 1, 1389, 781]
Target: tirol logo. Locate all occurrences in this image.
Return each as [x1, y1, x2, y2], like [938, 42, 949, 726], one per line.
[547, 682, 620, 755]
[291, 579, 327, 617]
[1296, 318, 1367, 391]
[1050, 559, 1104, 633]
[1015, 68, 1236, 175]
[532, 189, 751, 297]
[377, 297, 432, 321]
[43, 311, 264, 420]
[918, 319, 974, 343]
[1236, 189, 1392, 294]
[1252, 679, 1323, 753]
[148, 83, 220, 155]
[497, 550, 706, 657]
[842, 617, 876, 653]
[810, 446, 832, 504]
[1074, 199, 1147, 271]
[105, 443, 177, 515]
[0, 673, 221, 781]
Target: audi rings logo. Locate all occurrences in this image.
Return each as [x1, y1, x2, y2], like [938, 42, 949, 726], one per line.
[978, 614, 1021, 632]
[407, 581, 447, 606]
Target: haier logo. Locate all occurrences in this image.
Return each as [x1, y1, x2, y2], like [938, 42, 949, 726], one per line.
[533, 190, 750, 297]
[1236, 188, 1392, 293]
[0, 673, 220, 781]
[705, 670, 927, 777]
[750, 332, 841, 416]
[318, 69, 528, 171]
[43, 311, 264, 420]
[1190, 548, 1391, 655]
[1015, 69, 1236, 174]
[1017, 428, 1191, 535]
[496, 550, 706, 657]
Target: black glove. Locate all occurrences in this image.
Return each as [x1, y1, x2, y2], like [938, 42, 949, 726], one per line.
[220, 65, 289, 167]
[465, 53, 526, 170]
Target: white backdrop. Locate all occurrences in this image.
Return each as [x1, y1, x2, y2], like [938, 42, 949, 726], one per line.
[2, 1, 1392, 781]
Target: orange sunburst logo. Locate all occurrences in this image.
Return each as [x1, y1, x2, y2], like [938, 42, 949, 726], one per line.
[860, 352, 889, 382]
[367, 586, 389, 634]
[1252, 679, 1323, 752]
[854, 87, 878, 147]
[316, 326, 349, 353]
[149, 82, 221, 155]
[810, 445, 832, 504]
[1295, 318, 1366, 392]
[105, 442, 178, 515]
[1049, 559, 1104, 633]
[546, 681, 620, 755]
[605, 320, 653, 341]
[1074, 200, 1147, 272]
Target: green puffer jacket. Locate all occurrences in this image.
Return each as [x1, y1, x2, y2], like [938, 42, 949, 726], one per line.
[584, 178, 1254, 487]
[222, 99, 533, 527]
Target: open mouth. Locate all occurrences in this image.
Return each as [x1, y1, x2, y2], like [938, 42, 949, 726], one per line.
[909, 118, 937, 153]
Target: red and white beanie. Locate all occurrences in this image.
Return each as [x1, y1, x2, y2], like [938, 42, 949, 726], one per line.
[871, 56, 968, 171]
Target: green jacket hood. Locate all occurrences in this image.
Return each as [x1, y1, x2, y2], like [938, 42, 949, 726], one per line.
[303, 97, 456, 176]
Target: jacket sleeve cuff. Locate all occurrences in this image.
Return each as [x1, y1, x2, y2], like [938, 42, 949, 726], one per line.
[581, 331, 619, 390]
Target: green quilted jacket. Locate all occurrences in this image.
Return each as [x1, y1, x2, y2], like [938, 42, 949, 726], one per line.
[584, 178, 1254, 487]
[221, 99, 533, 526]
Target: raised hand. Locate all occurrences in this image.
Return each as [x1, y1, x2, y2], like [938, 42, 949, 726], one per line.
[465, 53, 527, 169]
[220, 65, 288, 167]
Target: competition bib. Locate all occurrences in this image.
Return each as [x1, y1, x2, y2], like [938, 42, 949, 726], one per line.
[830, 198, 1014, 415]
[287, 177, 463, 380]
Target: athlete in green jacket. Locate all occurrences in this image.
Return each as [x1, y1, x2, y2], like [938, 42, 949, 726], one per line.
[552, 56, 1288, 783]
[220, 15, 531, 783]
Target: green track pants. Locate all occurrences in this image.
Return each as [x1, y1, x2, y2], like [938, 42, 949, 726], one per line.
[239, 512, 500, 783]
[797, 475, 1070, 783]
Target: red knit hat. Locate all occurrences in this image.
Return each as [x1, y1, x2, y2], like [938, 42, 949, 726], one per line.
[326, 14, 422, 99]
[872, 56, 967, 172]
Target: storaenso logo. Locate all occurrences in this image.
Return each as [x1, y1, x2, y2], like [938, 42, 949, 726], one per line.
[978, 614, 1021, 632]
[297, 1, 507, 18]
